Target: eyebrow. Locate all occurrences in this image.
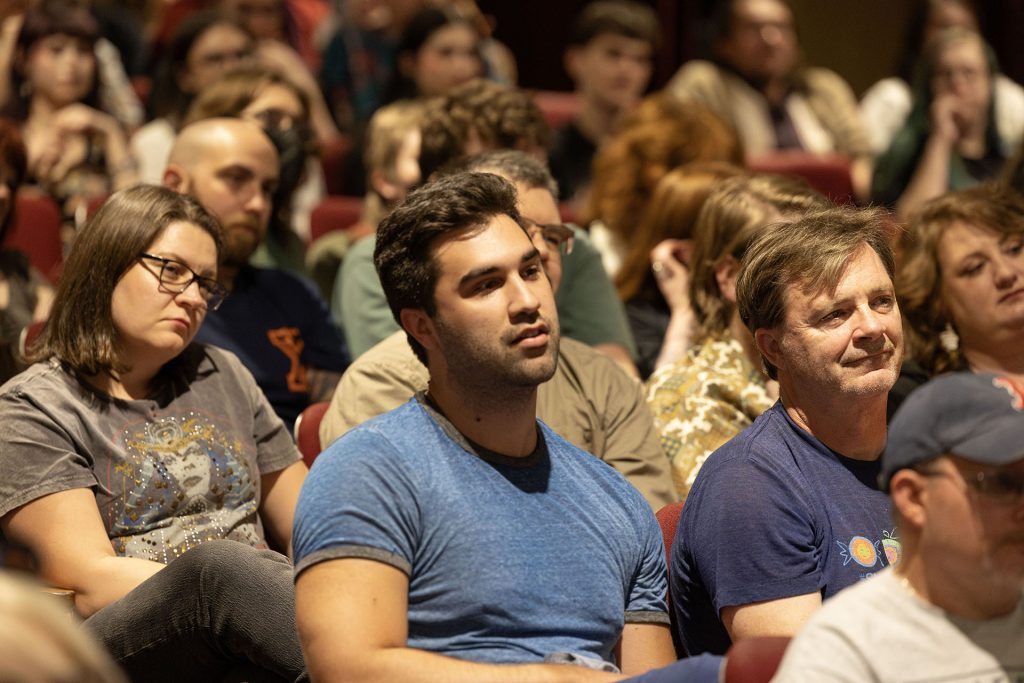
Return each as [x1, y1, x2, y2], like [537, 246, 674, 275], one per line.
[150, 252, 217, 279]
[457, 247, 541, 289]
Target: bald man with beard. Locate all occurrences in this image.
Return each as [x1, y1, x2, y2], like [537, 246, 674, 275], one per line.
[164, 118, 348, 427]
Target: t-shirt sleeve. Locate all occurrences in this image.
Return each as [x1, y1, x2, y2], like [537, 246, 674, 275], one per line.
[687, 451, 823, 611]
[556, 230, 637, 358]
[624, 507, 670, 624]
[0, 385, 97, 518]
[771, 617, 874, 683]
[292, 428, 420, 577]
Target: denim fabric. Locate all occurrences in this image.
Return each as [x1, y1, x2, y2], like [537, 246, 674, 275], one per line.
[85, 540, 305, 682]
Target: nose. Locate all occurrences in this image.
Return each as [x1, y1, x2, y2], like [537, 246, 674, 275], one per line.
[243, 187, 269, 217]
[992, 253, 1020, 289]
[760, 24, 783, 47]
[854, 306, 885, 340]
[508, 272, 542, 319]
[176, 279, 207, 310]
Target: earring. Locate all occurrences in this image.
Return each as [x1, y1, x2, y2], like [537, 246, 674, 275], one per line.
[939, 322, 959, 353]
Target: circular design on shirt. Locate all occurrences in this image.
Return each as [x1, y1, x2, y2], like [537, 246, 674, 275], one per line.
[882, 537, 901, 566]
[847, 536, 877, 568]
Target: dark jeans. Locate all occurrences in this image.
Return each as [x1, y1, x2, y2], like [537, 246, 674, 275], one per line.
[84, 540, 305, 683]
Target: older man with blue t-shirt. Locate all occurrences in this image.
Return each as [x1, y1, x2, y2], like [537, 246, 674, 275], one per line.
[670, 206, 905, 655]
[291, 172, 720, 682]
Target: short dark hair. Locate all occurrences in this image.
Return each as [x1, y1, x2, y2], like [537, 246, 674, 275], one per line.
[569, 0, 660, 50]
[736, 206, 895, 379]
[456, 149, 558, 197]
[33, 185, 223, 377]
[374, 172, 523, 364]
[419, 80, 551, 181]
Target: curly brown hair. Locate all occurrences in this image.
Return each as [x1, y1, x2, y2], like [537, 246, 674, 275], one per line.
[583, 94, 742, 241]
[898, 183, 1024, 375]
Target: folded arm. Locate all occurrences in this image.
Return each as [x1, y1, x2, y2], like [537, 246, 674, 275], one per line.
[296, 557, 631, 683]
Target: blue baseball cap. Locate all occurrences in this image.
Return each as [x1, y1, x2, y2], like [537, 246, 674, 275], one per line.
[881, 372, 1024, 491]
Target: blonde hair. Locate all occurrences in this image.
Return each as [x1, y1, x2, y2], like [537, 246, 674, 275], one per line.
[0, 572, 127, 682]
[362, 100, 427, 226]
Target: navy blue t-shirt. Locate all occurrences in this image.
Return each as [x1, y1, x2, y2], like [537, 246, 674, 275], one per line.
[670, 401, 900, 655]
[195, 265, 348, 427]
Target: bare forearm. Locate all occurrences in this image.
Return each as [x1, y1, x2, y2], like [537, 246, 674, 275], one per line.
[55, 555, 165, 618]
[895, 135, 953, 218]
[653, 309, 695, 371]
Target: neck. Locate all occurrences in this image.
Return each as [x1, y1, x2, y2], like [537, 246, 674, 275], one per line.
[88, 365, 157, 401]
[779, 381, 888, 460]
[425, 371, 540, 457]
[961, 337, 1024, 379]
[27, 95, 59, 124]
[574, 98, 626, 145]
[897, 549, 1023, 620]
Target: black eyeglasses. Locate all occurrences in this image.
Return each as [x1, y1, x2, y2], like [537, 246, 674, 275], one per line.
[523, 219, 575, 256]
[139, 253, 228, 311]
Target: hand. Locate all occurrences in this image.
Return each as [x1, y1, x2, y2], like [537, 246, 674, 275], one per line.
[649, 239, 693, 314]
[929, 93, 964, 144]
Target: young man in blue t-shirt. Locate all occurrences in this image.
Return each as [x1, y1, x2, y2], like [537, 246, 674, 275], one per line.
[671, 205, 905, 655]
[292, 172, 719, 682]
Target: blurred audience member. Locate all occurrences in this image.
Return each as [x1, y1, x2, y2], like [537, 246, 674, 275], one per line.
[616, 162, 744, 379]
[549, 0, 658, 204]
[584, 94, 742, 277]
[0, 571, 127, 682]
[872, 29, 1021, 217]
[0, 119, 53, 384]
[133, 11, 254, 182]
[860, 0, 1024, 158]
[4, 0, 137, 220]
[380, 6, 482, 106]
[666, 0, 872, 200]
[646, 174, 827, 498]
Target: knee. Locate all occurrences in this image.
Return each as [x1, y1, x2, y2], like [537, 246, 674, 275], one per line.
[177, 541, 293, 600]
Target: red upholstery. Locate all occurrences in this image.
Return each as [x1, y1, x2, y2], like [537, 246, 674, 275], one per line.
[747, 152, 855, 205]
[723, 636, 792, 683]
[4, 194, 63, 283]
[320, 135, 356, 196]
[655, 501, 684, 571]
[294, 401, 330, 468]
[309, 196, 366, 242]
[531, 90, 581, 130]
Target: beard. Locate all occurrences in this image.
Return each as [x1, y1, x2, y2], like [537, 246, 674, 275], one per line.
[220, 221, 263, 266]
[433, 311, 561, 402]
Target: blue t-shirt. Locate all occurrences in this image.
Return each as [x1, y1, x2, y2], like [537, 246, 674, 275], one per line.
[670, 401, 900, 656]
[293, 397, 668, 665]
[195, 265, 348, 427]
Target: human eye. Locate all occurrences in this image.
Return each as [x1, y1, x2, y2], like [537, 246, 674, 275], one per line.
[161, 261, 190, 283]
[872, 294, 895, 310]
[1003, 237, 1024, 256]
[959, 259, 985, 276]
[523, 264, 544, 280]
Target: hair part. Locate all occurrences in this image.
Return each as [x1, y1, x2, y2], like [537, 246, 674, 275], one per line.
[898, 183, 1024, 375]
[374, 172, 523, 364]
[736, 206, 895, 379]
[33, 185, 223, 377]
[690, 173, 828, 340]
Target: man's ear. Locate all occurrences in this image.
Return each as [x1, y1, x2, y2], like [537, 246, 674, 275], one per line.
[890, 470, 928, 532]
[162, 164, 190, 193]
[400, 308, 439, 357]
[754, 326, 783, 374]
[714, 255, 740, 304]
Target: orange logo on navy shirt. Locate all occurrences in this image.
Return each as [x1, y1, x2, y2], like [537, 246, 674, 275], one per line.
[267, 327, 309, 392]
[992, 376, 1024, 410]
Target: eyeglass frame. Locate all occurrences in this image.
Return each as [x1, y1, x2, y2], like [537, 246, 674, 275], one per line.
[138, 253, 229, 311]
[522, 219, 576, 256]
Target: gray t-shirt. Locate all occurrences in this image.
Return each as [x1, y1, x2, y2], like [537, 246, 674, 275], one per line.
[773, 567, 1024, 682]
[0, 345, 300, 562]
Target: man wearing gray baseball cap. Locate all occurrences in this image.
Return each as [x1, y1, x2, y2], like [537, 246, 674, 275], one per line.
[773, 372, 1024, 682]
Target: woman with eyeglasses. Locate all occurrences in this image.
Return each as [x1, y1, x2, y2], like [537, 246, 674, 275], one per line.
[0, 185, 307, 682]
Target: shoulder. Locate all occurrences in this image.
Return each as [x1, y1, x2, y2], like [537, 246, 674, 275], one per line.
[670, 60, 727, 86]
[0, 359, 73, 401]
[243, 265, 321, 297]
[555, 337, 634, 392]
[801, 67, 857, 97]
